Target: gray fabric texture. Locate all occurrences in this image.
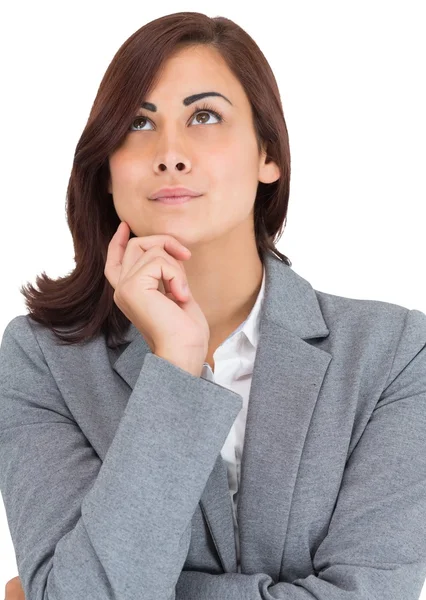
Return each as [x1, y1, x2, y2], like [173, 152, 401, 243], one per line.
[1, 250, 426, 599]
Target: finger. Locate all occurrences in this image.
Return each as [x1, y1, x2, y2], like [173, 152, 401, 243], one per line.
[119, 235, 189, 290]
[123, 247, 189, 301]
[154, 256, 190, 302]
[104, 222, 130, 290]
[118, 255, 187, 304]
[104, 223, 190, 290]
[125, 246, 176, 293]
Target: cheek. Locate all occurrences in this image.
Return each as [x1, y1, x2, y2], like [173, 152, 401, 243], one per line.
[206, 141, 243, 185]
[210, 143, 258, 193]
[208, 141, 260, 218]
[110, 149, 147, 187]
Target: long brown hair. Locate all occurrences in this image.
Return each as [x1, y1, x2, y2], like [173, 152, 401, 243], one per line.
[20, 11, 292, 348]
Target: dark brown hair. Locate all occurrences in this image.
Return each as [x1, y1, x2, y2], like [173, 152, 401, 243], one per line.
[20, 11, 292, 348]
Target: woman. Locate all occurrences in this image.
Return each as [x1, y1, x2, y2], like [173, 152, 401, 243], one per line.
[2, 11, 426, 600]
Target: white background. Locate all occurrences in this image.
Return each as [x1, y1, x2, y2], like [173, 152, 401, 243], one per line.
[0, 1, 425, 597]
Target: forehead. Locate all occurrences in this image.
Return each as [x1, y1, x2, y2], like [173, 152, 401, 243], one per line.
[144, 45, 247, 110]
[163, 45, 231, 76]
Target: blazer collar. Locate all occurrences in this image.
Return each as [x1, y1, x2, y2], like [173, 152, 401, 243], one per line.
[112, 250, 331, 578]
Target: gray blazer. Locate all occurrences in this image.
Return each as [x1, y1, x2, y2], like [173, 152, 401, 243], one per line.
[1, 250, 426, 600]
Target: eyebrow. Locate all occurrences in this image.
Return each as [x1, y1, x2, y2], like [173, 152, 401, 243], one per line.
[141, 91, 233, 112]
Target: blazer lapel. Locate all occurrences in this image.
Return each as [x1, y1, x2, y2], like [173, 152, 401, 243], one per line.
[111, 251, 332, 579]
[200, 252, 332, 578]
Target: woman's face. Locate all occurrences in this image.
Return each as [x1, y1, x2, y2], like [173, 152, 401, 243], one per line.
[108, 44, 280, 250]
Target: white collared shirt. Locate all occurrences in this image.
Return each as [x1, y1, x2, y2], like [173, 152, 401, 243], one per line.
[201, 265, 266, 573]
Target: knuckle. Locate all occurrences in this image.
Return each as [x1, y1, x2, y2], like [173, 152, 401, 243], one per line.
[166, 234, 179, 244]
[150, 253, 165, 263]
[127, 237, 139, 248]
[154, 254, 177, 269]
[144, 245, 161, 256]
[113, 286, 125, 304]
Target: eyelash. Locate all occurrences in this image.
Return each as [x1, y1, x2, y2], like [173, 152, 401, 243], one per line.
[130, 102, 225, 131]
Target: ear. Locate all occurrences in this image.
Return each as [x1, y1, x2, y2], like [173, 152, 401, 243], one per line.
[258, 141, 281, 184]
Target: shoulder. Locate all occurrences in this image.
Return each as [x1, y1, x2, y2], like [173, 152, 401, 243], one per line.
[312, 289, 426, 388]
[0, 314, 42, 358]
[314, 288, 426, 337]
[0, 314, 108, 368]
[1, 314, 106, 345]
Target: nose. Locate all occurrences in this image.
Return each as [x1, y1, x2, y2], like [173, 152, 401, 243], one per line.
[157, 160, 188, 172]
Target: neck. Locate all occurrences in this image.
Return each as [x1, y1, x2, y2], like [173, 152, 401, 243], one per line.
[183, 233, 264, 343]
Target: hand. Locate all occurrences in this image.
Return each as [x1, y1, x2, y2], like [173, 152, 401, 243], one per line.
[104, 222, 210, 375]
[4, 576, 25, 600]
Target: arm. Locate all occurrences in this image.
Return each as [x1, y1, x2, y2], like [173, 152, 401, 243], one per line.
[0, 316, 242, 600]
[171, 308, 426, 599]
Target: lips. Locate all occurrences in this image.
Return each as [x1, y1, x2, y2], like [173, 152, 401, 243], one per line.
[150, 186, 201, 200]
[153, 195, 198, 205]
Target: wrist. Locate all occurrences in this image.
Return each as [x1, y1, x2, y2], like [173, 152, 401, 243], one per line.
[154, 350, 203, 377]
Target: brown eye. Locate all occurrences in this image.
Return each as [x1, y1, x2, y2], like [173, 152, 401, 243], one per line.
[130, 116, 150, 131]
[129, 105, 223, 132]
[192, 111, 220, 125]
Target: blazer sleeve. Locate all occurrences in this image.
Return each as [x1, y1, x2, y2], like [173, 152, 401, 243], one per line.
[0, 315, 243, 600]
[174, 307, 426, 600]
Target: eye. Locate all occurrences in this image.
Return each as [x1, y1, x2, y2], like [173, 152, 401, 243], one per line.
[129, 102, 224, 131]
